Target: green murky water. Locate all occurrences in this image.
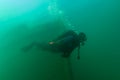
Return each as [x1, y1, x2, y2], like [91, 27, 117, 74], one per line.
[0, 0, 120, 80]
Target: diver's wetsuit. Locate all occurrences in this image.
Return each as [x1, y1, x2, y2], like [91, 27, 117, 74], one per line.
[51, 30, 80, 57]
[22, 30, 83, 58]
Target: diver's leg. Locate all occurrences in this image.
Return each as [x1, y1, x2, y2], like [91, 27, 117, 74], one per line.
[22, 42, 60, 52]
[22, 42, 38, 52]
[22, 42, 49, 52]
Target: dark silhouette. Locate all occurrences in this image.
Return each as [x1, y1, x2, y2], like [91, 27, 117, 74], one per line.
[22, 30, 87, 59]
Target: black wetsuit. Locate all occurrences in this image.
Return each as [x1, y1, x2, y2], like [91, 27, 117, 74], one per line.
[22, 30, 82, 58]
[53, 30, 80, 57]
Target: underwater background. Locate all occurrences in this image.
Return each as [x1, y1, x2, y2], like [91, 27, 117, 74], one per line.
[0, 0, 120, 80]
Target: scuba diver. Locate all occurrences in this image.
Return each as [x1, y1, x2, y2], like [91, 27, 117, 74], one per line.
[22, 30, 87, 59]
